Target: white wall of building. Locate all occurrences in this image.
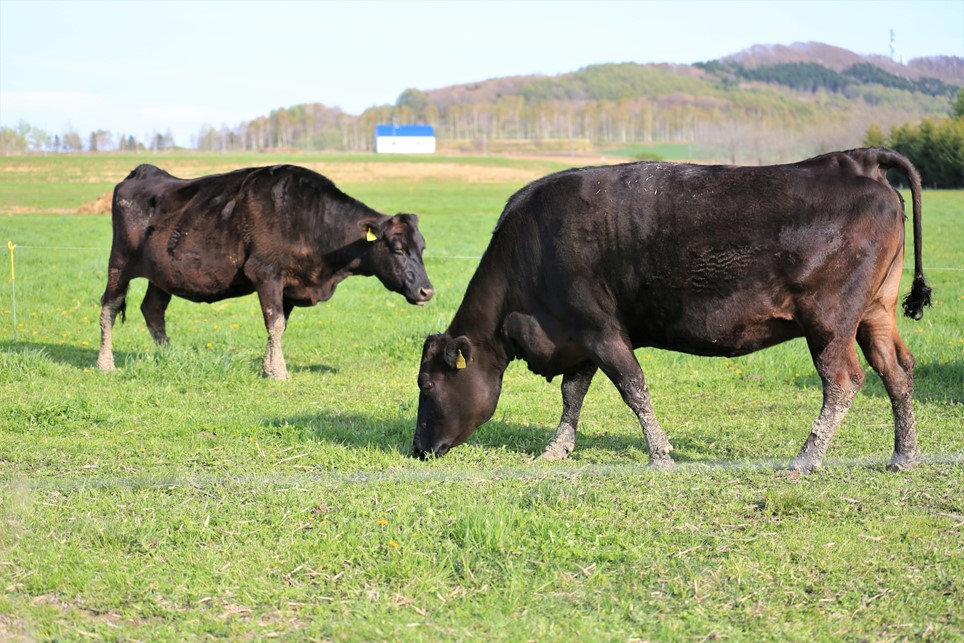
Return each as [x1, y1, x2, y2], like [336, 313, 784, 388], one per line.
[375, 135, 436, 154]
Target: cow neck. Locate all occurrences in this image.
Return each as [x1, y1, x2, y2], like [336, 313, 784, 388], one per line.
[447, 246, 513, 370]
[321, 203, 386, 276]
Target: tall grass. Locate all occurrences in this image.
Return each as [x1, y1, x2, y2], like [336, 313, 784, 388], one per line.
[0, 153, 961, 640]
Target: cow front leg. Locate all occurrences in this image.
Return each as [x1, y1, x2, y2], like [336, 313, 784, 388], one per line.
[790, 338, 865, 474]
[538, 363, 597, 461]
[141, 282, 173, 346]
[591, 339, 674, 468]
[256, 283, 289, 380]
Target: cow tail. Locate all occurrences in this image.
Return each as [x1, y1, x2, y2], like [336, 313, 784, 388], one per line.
[874, 148, 931, 320]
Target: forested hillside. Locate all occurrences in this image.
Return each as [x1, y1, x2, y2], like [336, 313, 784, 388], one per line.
[189, 42, 959, 163]
[3, 42, 960, 164]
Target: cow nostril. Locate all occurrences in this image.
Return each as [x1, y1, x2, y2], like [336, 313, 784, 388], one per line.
[419, 287, 434, 301]
[412, 440, 448, 459]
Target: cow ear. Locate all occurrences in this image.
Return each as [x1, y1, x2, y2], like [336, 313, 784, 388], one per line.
[443, 336, 471, 370]
[394, 212, 419, 227]
[359, 221, 380, 242]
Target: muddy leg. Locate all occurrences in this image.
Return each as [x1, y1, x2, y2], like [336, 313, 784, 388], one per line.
[857, 313, 919, 471]
[97, 295, 125, 371]
[789, 337, 865, 473]
[591, 338, 674, 468]
[539, 363, 597, 461]
[141, 282, 173, 346]
[96, 264, 130, 371]
[257, 283, 289, 380]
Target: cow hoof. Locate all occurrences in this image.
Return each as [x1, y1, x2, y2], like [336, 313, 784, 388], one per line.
[262, 370, 290, 381]
[787, 457, 820, 475]
[648, 454, 675, 469]
[96, 359, 115, 371]
[887, 452, 919, 472]
[536, 443, 572, 462]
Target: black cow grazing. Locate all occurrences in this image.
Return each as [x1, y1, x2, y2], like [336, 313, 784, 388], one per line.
[97, 163, 433, 379]
[414, 148, 931, 473]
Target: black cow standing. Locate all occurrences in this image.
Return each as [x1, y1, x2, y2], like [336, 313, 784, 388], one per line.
[97, 164, 433, 379]
[414, 148, 930, 473]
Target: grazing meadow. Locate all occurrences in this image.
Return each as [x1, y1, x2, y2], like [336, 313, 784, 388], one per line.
[0, 152, 962, 640]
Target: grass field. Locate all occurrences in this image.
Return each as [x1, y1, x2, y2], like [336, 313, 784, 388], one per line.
[1, 152, 962, 640]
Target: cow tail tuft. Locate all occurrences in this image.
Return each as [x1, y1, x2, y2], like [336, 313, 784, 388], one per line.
[902, 275, 932, 320]
[119, 298, 127, 324]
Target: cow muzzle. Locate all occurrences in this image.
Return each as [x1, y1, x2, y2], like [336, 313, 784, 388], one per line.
[408, 286, 434, 306]
[412, 438, 450, 460]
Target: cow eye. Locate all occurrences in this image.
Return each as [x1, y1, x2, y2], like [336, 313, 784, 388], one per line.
[418, 374, 434, 391]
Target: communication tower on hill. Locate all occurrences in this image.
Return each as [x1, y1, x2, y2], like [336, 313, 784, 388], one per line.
[889, 29, 906, 65]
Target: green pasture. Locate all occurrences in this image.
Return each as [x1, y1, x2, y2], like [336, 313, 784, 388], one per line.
[601, 143, 703, 161]
[1, 153, 962, 640]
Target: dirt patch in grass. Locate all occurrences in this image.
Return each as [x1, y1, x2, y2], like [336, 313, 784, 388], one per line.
[1, 206, 79, 214]
[307, 161, 543, 184]
[76, 192, 113, 215]
[144, 159, 543, 185]
[69, 161, 543, 214]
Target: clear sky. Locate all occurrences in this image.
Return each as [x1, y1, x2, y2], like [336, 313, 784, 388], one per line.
[1, 0, 962, 147]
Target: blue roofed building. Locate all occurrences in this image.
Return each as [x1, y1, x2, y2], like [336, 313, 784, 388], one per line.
[374, 124, 436, 154]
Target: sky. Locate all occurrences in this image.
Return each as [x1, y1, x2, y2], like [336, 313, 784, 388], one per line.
[1, 0, 962, 147]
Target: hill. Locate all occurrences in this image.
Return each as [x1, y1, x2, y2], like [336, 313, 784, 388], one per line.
[722, 41, 963, 85]
[194, 42, 961, 163]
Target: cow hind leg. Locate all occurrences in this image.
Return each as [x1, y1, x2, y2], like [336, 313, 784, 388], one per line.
[96, 265, 131, 371]
[256, 282, 290, 380]
[538, 363, 597, 461]
[857, 311, 919, 471]
[790, 335, 865, 474]
[141, 282, 173, 346]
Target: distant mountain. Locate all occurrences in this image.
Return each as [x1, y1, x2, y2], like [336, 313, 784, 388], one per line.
[722, 41, 963, 85]
[415, 42, 960, 117]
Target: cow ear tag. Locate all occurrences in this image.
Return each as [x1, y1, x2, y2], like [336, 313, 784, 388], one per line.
[365, 227, 377, 242]
[455, 350, 467, 369]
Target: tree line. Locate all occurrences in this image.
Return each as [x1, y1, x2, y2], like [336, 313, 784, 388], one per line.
[0, 122, 177, 154]
[865, 89, 964, 188]
[696, 61, 959, 97]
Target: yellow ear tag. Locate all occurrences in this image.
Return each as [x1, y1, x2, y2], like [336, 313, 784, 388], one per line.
[455, 349, 467, 369]
[366, 227, 377, 242]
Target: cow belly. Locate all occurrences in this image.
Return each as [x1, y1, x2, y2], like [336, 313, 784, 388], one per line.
[645, 297, 802, 357]
[652, 317, 800, 357]
[142, 240, 248, 301]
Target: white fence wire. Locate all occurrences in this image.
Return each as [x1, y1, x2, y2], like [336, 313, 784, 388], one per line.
[5, 241, 962, 343]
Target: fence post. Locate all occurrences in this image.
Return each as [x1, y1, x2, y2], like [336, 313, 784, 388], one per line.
[7, 241, 16, 343]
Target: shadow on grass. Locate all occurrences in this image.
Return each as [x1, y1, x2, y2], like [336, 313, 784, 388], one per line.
[0, 340, 339, 376]
[291, 363, 339, 375]
[1, 340, 103, 370]
[262, 410, 538, 458]
[263, 408, 685, 462]
[263, 407, 798, 467]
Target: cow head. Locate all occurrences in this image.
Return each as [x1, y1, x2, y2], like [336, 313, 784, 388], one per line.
[361, 214, 434, 305]
[413, 333, 504, 458]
